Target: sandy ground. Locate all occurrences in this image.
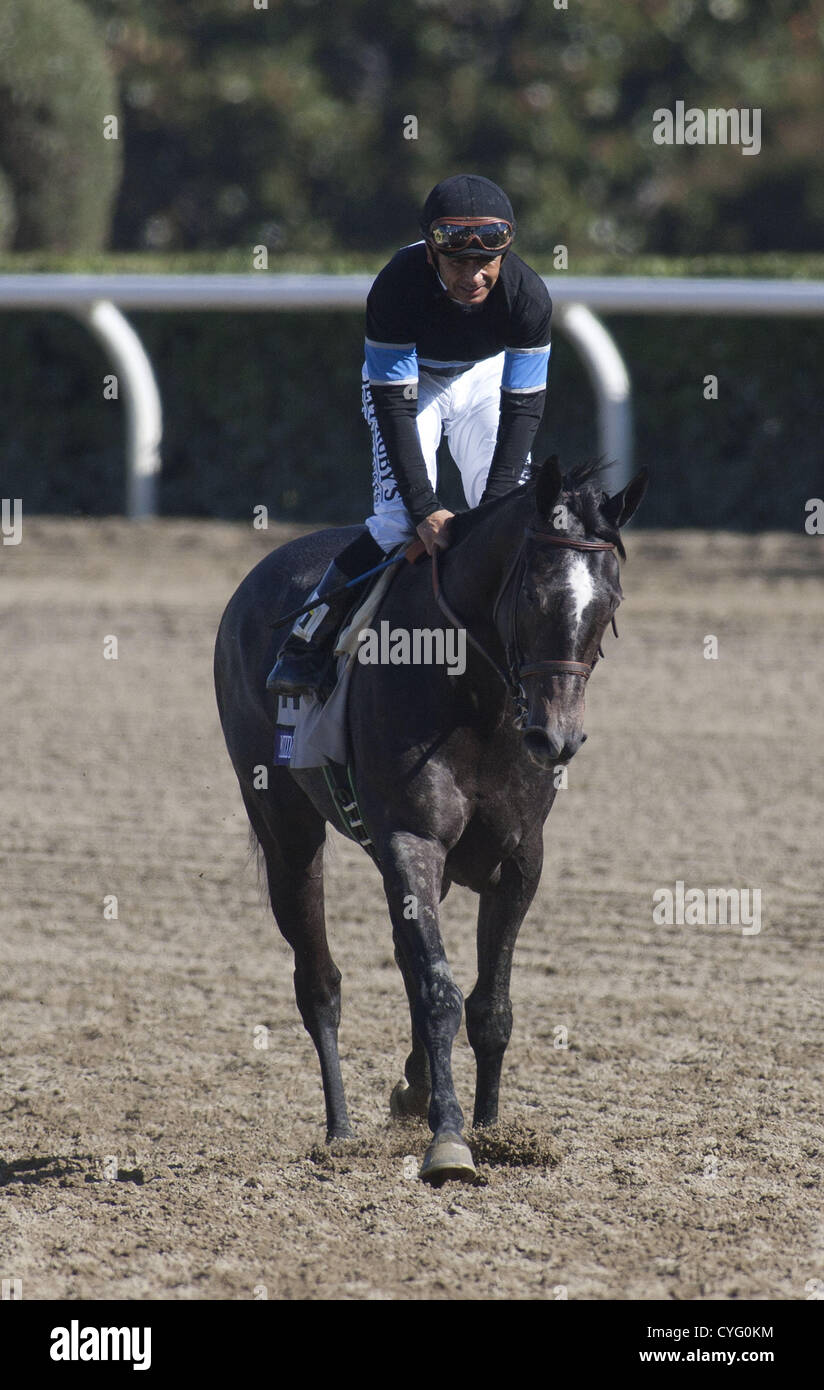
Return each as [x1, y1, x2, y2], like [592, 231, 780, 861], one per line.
[1, 517, 822, 1302]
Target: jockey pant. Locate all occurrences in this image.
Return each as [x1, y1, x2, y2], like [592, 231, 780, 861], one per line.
[361, 352, 517, 552]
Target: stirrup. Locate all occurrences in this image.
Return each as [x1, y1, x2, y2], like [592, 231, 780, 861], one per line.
[267, 643, 333, 697]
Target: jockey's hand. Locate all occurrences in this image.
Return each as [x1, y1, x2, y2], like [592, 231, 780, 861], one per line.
[416, 509, 455, 555]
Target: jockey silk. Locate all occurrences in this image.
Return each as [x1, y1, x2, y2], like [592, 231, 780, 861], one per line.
[362, 241, 552, 545]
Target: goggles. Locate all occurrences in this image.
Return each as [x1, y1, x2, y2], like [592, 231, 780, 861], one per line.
[428, 218, 513, 255]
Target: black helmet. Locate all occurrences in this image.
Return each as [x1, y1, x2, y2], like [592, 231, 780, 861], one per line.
[420, 174, 515, 260]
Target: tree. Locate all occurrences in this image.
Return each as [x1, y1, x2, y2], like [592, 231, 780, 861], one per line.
[0, 0, 122, 250]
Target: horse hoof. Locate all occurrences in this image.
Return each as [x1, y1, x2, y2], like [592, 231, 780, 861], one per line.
[420, 1132, 477, 1187]
[390, 1079, 429, 1120]
[326, 1126, 354, 1145]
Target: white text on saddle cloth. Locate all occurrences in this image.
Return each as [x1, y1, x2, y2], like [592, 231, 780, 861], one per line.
[274, 695, 300, 766]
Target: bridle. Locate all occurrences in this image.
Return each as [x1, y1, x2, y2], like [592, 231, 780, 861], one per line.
[432, 525, 618, 731]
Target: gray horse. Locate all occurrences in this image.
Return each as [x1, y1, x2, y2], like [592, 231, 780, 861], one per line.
[214, 456, 647, 1183]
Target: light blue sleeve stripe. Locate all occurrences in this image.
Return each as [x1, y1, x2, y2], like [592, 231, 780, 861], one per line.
[502, 344, 551, 392]
[364, 340, 418, 384]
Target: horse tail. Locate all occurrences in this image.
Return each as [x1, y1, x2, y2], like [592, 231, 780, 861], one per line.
[248, 824, 269, 906]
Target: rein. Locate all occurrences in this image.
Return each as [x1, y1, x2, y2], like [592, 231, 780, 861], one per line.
[432, 526, 617, 731]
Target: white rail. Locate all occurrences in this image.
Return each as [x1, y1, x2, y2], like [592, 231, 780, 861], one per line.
[3, 273, 824, 314]
[554, 303, 632, 493]
[74, 300, 163, 518]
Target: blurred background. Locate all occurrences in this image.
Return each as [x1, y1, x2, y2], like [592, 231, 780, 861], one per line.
[1, 0, 822, 527]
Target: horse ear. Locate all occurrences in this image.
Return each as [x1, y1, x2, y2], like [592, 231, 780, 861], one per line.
[602, 467, 648, 529]
[535, 454, 563, 519]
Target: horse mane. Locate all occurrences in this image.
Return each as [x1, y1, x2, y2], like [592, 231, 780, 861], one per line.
[449, 458, 626, 559]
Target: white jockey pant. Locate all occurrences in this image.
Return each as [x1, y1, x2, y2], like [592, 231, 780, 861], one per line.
[361, 352, 513, 551]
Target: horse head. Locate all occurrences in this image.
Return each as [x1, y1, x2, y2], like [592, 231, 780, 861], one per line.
[503, 455, 648, 769]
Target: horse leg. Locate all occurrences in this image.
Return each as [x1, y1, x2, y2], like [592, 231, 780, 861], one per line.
[465, 844, 543, 1129]
[242, 786, 352, 1141]
[388, 943, 431, 1120]
[381, 831, 475, 1184]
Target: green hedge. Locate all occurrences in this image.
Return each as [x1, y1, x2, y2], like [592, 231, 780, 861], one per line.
[3, 251, 824, 277]
[2, 255, 822, 530]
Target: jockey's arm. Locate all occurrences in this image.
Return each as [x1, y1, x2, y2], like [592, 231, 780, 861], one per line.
[480, 341, 552, 502]
[365, 334, 453, 551]
[367, 378, 453, 553]
[367, 376, 440, 523]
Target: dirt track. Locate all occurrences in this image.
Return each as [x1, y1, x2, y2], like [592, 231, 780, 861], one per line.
[2, 518, 822, 1301]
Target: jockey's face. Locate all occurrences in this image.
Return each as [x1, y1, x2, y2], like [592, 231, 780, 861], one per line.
[428, 247, 503, 306]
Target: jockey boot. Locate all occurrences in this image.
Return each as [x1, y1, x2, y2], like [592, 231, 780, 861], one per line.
[266, 561, 355, 698]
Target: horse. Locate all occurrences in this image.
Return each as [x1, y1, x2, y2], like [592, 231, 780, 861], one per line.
[214, 455, 647, 1184]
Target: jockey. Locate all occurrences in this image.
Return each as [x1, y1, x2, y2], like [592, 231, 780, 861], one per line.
[267, 172, 552, 697]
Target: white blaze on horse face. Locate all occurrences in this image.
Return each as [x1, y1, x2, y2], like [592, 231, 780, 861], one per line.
[567, 555, 595, 631]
